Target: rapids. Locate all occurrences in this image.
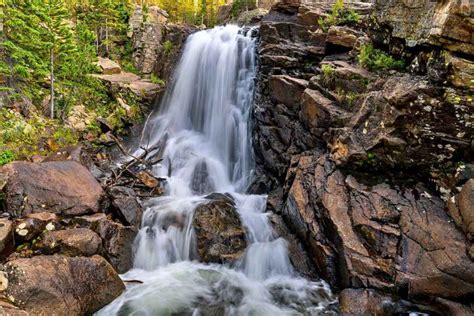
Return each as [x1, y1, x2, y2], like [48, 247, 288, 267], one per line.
[98, 25, 336, 316]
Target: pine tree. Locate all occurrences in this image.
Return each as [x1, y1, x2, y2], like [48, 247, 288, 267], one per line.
[37, 0, 76, 118]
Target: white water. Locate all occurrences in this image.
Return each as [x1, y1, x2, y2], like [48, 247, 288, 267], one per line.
[98, 25, 335, 315]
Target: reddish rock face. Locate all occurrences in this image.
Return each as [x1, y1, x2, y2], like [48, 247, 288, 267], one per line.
[34, 228, 102, 257]
[0, 161, 105, 217]
[282, 154, 474, 299]
[2, 255, 124, 315]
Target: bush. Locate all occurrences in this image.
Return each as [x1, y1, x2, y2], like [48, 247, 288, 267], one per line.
[358, 44, 405, 71]
[321, 64, 336, 88]
[163, 40, 173, 54]
[318, 0, 361, 32]
[150, 74, 165, 86]
[0, 150, 15, 166]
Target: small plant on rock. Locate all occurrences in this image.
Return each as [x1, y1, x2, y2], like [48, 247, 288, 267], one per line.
[151, 74, 165, 86]
[321, 64, 336, 88]
[163, 40, 173, 54]
[318, 0, 361, 32]
[358, 44, 405, 71]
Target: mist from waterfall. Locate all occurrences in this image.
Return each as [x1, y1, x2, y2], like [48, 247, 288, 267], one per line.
[98, 25, 335, 316]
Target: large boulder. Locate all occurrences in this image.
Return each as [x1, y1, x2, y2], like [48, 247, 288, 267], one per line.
[96, 57, 121, 75]
[192, 194, 247, 263]
[108, 186, 143, 227]
[1, 255, 124, 315]
[0, 161, 104, 218]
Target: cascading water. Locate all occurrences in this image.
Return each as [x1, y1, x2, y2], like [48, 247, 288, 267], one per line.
[98, 25, 335, 315]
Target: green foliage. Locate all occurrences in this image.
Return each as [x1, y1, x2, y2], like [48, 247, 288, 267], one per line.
[321, 64, 335, 88]
[358, 44, 405, 71]
[150, 74, 165, 85]
[318, 0, 361, 32]
[231, 0, 254, 18]
[163, 40, 173, 54]
[0, 150, 15, 166]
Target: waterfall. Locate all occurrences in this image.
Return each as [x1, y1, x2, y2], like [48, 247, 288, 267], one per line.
[98, 25, 335, 316]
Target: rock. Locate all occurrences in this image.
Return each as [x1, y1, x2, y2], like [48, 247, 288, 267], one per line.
[326, 26, 361, 49]
[131, 7, 165, 75]
[339, 288, 437, 315]
[136, 170, 160, 188]
[300, 88, 348, 130]
[192, 195, 246, 263]
[91, 72, 162, 105]
[217, 4, 232, 24]
[269, 214, 317, 277]
[96, 57, 121, 75]
[375, 0, 474, 55]
[93, 218, 137, 273]
[448, 179, 474, 238]
[0, 161, 104, 217]
[446, 54, 474, 91]
[0, 218, 14, 258]
[282, 154, 474, 299]
[269, 75, 308, 109]
[0, 301, 29, 316]
[66, 104, 96, 131]
[1, 255, 124, 314]
[108, 186, 143, 227]
[13, 218, 45, 243]
[72, 213, 107, 228]
[34, 228, 102, 257]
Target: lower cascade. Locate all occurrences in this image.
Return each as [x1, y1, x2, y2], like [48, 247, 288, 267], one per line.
[98, 25, 335, 315]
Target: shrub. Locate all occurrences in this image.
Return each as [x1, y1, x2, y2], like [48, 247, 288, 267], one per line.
[163, 40, 173, 54]
[321, 64, 336, 88]
[318, 0, 361, 32]
[0, 150, 15, 166]
[358, 44, 405, 71]
[151, 74, 165, 86]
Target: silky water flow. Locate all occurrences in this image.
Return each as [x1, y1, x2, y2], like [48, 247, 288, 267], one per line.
[98, 25, 336, 316]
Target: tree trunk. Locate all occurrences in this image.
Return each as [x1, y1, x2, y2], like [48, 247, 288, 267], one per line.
[50, 48, 55, 119]
[96, 26, 99, 55]
[105, 18, 109, 57]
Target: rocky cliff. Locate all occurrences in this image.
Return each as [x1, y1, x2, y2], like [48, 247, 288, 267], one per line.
[252, 0, 473, 314]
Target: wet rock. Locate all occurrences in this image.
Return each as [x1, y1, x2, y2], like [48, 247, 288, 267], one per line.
[1, 255, 124, 314]
[0, 218, 14, 258]
[96, 57, 121, 75]
[108, 186, 143, 227]
[339, 288, 437, 316]
[269, 214, 317, 278]
[193, 195, 246, 263]
[34, 228, 102, 257]
[94, 218, 137, 273]
[0, 161, 104, 217]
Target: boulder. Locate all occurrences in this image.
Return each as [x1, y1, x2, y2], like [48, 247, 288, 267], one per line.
[1, 255, 124, 315]
[96, 57, 121, 75]
[13, 217, 46, 243]
[108, 186, 143, 227]
[0, 218, 14, 259]
[326, 26, 361, 49]
[0, 161, 104, 217]
[300, 88, 348, 130]
[93, 218, 137, 273]
[34, 228, 102, 257]
[217, 4, 232, 24]
[446, 54, 474, 91]
[269, 75, 308, 110]
[192, 194, 246, 263]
